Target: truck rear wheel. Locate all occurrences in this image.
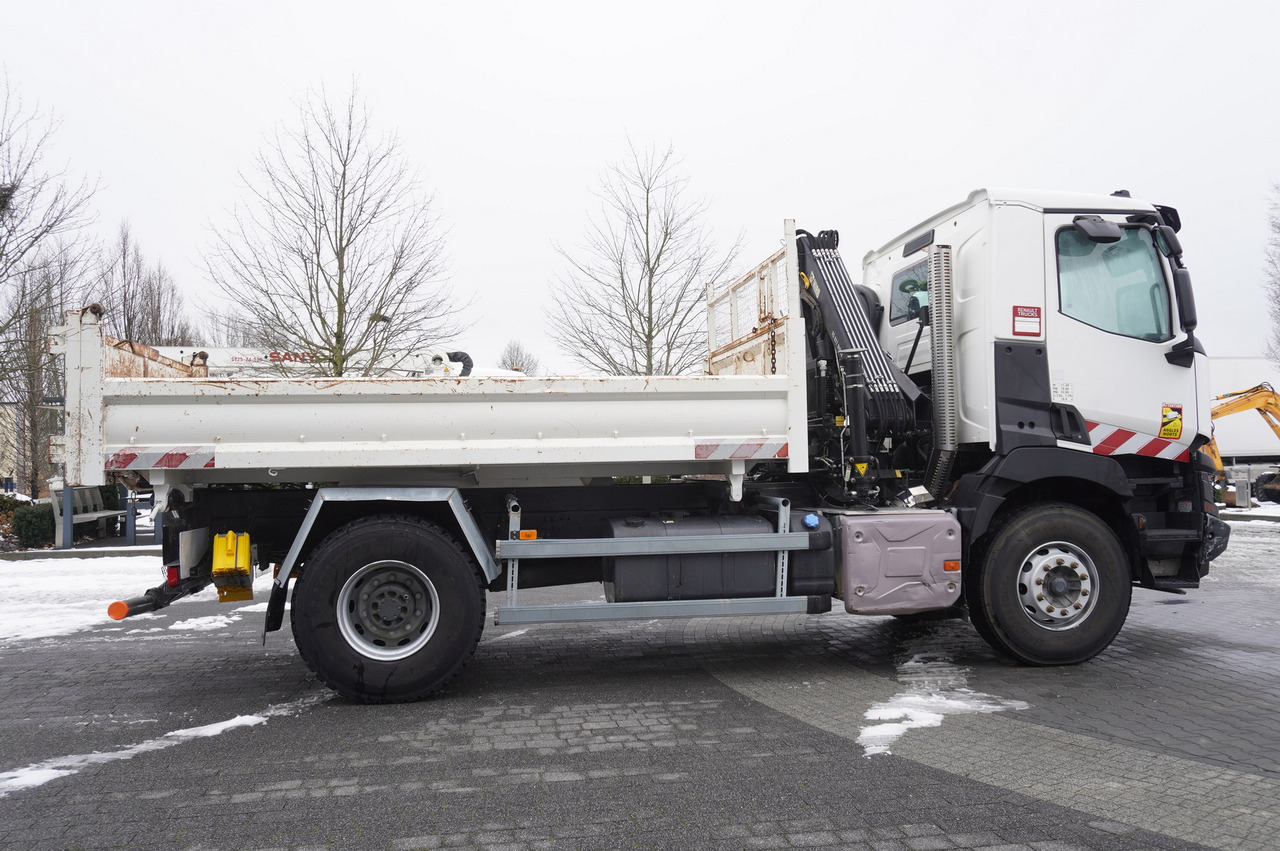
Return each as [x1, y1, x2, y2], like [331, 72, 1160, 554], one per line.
[966, 503, 1130, 665]
[290, 515, 485, 702]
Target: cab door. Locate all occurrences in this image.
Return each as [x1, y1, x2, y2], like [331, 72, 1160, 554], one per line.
[1042, 215, 1199, 461]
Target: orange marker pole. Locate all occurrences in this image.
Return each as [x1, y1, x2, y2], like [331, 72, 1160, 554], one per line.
[107, 595, 161, 620]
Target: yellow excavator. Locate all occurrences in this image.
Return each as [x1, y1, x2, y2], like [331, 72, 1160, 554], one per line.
[1204, 383, 1280, 504]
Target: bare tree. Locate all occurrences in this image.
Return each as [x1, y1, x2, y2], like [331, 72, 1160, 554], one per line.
[207, 85, 458, 377]
[204, 306, 260, 347]
[0, 241, 94, 496]
[0, 76, 96, 348]
[102, 221, 146, 340]
[133, 264, 197, 347]
[0, 78, 96, 495]
[100, 221, 196, 346]
[1266, 185, 1280, 365]
[498, 339, 540, 375]
[546, 143, 739, 376]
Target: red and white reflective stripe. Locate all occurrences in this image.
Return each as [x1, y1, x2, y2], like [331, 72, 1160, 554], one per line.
[1084, 423, 1189, 461]
[105, 446, 217, 470]
[694, 440, 788, 461]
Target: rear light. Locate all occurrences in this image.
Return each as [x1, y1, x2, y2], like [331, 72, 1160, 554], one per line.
[167, 566, 180, 587]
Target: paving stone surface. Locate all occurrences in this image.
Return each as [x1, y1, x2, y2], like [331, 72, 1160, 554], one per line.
[0, 520, 1276, 849]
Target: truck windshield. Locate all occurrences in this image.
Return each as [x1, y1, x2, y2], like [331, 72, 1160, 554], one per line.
[1056, 226, 1172, 342]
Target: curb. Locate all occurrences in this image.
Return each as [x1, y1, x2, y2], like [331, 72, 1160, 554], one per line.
[0, 545, 161, 562]
[1221, 510, 1280, 523]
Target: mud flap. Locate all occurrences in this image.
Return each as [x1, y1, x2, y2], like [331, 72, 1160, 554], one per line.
[262, 579, 289, 642]
[1203, 514, 1230, 565]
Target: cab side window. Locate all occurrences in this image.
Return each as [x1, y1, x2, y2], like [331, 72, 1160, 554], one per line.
[1056, 227, 1172, 342]
[889, 259, 930, 326]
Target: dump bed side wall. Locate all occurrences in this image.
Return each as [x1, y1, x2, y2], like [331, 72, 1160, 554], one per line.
[55, 224, 810, 488]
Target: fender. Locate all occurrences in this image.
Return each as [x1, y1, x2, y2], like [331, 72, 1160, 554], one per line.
[949, 446, 1133, 545]
[262, 487, 499, 637]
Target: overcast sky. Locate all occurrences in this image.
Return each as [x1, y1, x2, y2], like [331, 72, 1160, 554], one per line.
[6, 1, 1277, 373]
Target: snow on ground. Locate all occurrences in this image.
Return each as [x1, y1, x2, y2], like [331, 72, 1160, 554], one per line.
[0, 553, 311, 798]
[1207, 516, 1280, 589]
[0, 693, 326, 797]
[0, 555, 277, 644]
[856, 650, 1030, 756]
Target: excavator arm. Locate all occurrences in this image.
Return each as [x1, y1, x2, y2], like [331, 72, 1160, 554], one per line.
[1204, 383, 1280, 503]
[1210, 384, 1280, 433]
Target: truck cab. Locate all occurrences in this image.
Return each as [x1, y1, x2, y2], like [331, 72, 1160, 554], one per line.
[865, 188, 1208, 459]
[853, 189, 1225, 660]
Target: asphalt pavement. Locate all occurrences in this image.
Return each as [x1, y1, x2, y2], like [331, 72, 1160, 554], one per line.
[0, 519, 1277, 850]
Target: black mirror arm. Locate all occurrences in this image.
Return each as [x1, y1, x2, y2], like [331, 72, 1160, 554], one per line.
[903, 306, 930, 375]
[1165, 334, 1204, 368]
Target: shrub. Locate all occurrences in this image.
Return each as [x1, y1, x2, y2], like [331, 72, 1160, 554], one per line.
[0, 493, 22, 525]
[12, 503, 54, 549]
[100, 485, 120, 510]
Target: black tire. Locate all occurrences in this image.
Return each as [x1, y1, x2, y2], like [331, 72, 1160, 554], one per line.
[290, 515, 485, 703]
[965, 503, 1130, 666]
[1252, 472, 1277, 503]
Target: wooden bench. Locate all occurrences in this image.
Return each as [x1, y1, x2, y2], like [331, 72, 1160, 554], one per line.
[50, 484, 128, 547]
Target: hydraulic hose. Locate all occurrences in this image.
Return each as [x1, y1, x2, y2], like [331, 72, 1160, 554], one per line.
[446, 351, 474, 377]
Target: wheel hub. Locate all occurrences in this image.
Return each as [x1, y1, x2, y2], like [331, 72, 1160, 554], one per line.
[337, 560, 440, 661]
[1017, 542, 1097, 630]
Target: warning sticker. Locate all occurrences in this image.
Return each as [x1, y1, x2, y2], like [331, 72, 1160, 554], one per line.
[1160, 405, 1183, 440]
[1012, 305, 1042, 336]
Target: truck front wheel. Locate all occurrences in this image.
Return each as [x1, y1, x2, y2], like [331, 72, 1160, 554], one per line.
[966, 504, 1130, 665]
[291, 515, 485, 702]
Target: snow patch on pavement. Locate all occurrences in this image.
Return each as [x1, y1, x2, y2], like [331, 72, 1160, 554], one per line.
[168, 614, 242, 631]
[0, 694, 326, 797]
[0, 558, 275, 644]
[857, 652, 1029, 756]
[0, 557, 164, 643]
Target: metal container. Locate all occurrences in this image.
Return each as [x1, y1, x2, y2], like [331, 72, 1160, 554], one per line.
[787, 511, 836, 596]
[835, 510, 961, 615]
[604, 515, 776, 602]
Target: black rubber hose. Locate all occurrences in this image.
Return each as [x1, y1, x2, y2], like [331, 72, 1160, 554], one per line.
[445, 351, 474, 377]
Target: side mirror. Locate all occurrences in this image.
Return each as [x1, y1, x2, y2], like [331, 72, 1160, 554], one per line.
[1173, 267, 1197, 332]
[1154, 225, 1183, 259]
[1072, 215, 1122, 244]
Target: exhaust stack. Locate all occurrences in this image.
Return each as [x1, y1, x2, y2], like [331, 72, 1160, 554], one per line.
[925, 244, 957, 499]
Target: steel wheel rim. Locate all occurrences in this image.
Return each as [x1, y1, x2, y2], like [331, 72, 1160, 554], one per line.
[1016, 540, 1098, 631]
[337, 560, 440, 660]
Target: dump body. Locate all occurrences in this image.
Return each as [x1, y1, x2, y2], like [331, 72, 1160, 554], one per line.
[52, 227, 807, 500]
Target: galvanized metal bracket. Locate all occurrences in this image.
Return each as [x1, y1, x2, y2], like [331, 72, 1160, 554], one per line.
[275, 487, 500, 586]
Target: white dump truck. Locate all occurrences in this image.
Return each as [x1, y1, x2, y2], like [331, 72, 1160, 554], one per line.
[51, 188, 1229, 702]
